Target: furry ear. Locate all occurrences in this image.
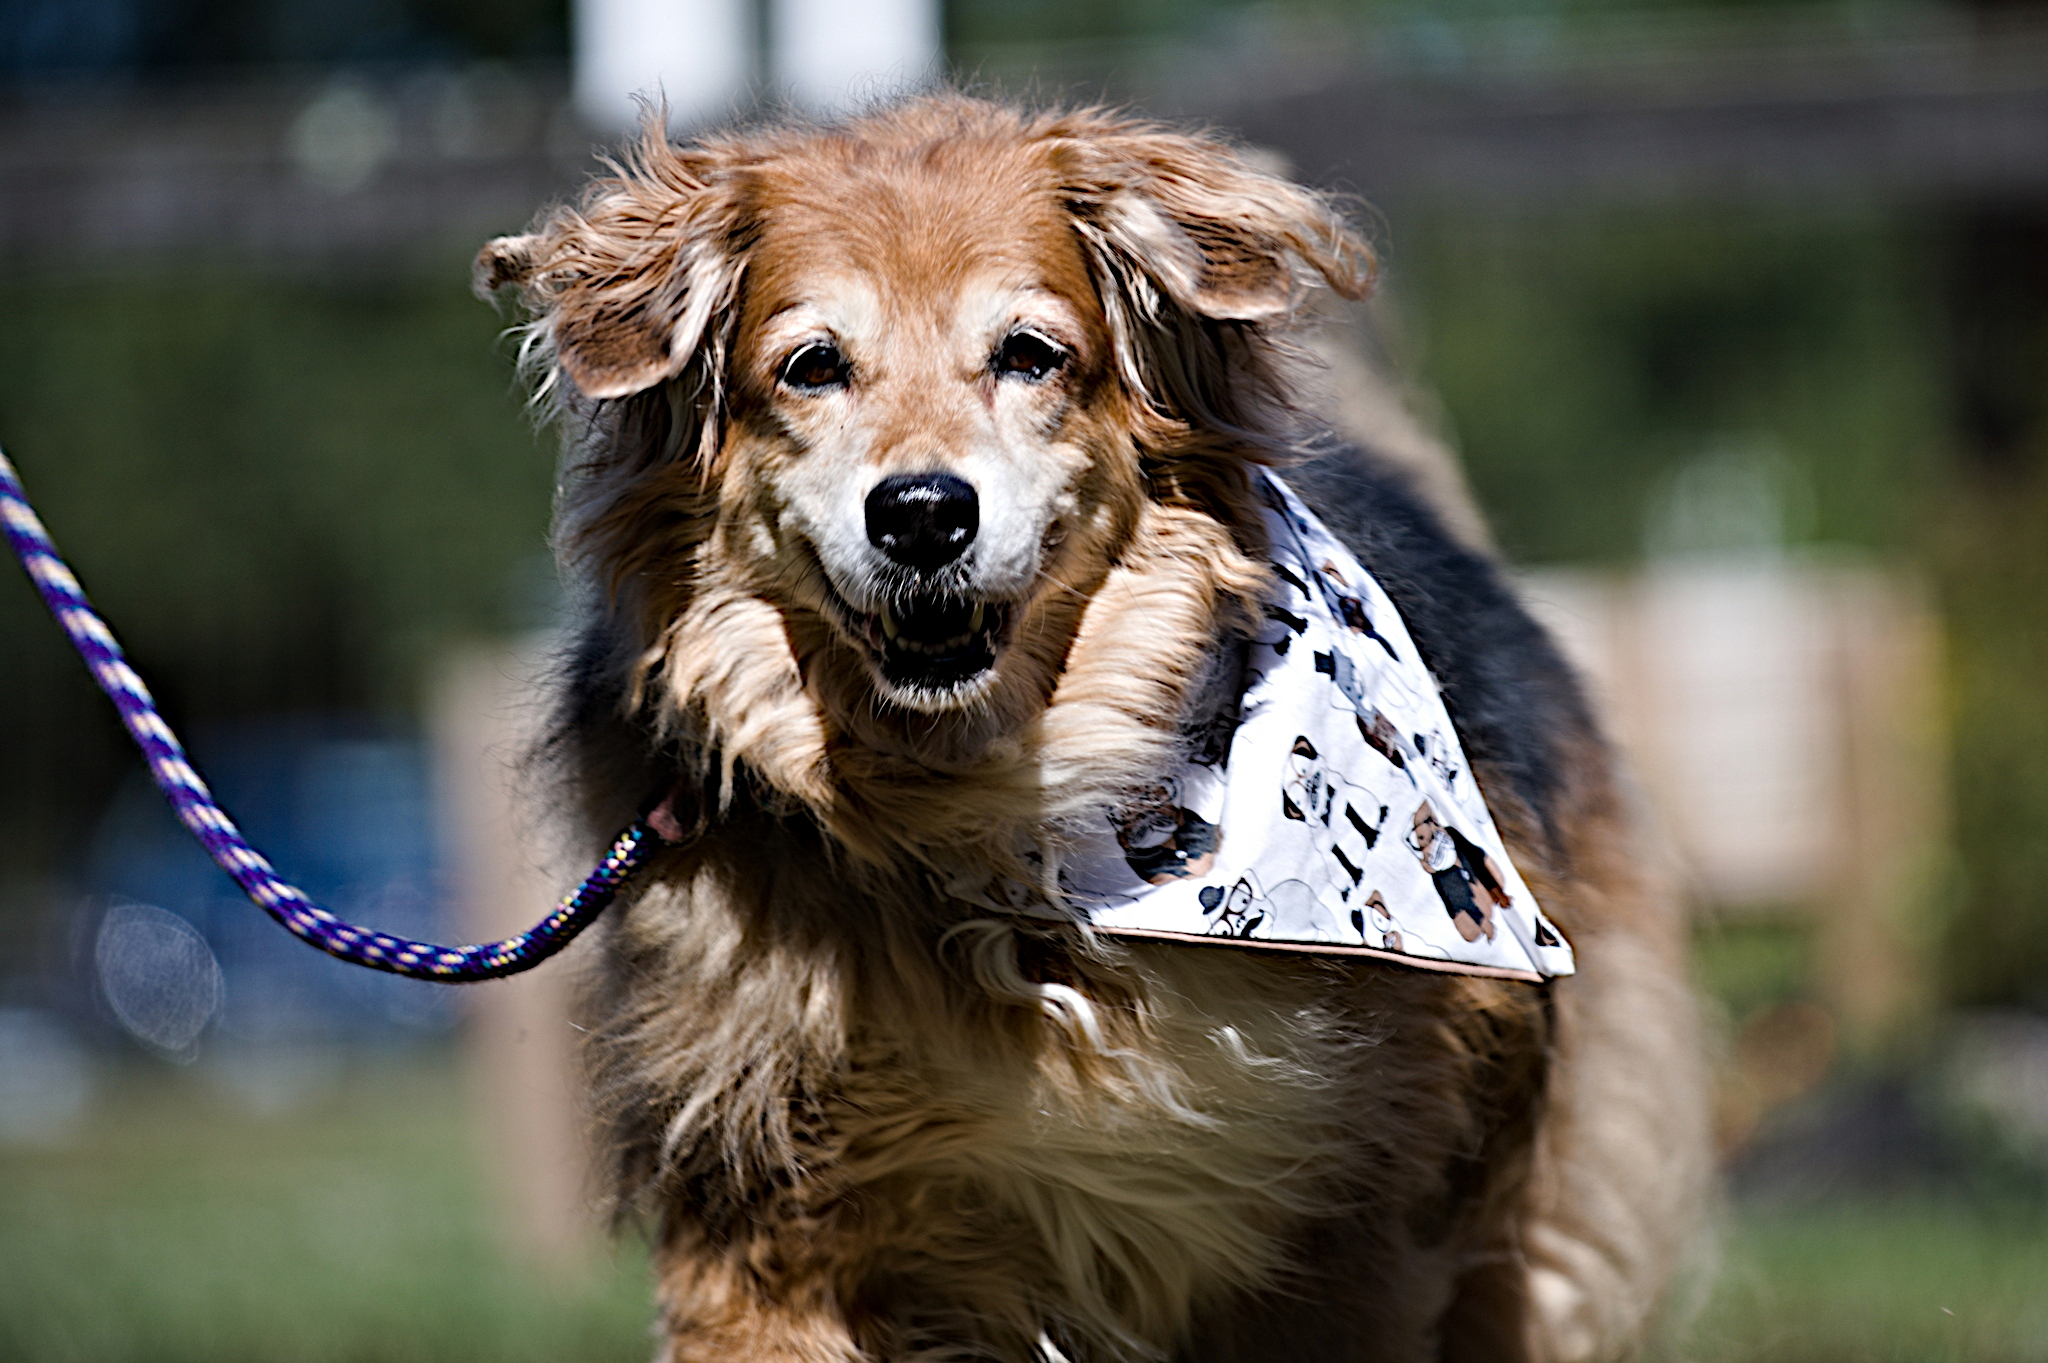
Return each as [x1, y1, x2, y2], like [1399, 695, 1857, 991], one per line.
[1039, 116, 1374, 453]
[1049, 120, 1374, 326]
[474, 128, 744, 402]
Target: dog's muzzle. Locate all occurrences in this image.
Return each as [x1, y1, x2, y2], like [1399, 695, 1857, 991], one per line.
[855, 473, 1010, 694]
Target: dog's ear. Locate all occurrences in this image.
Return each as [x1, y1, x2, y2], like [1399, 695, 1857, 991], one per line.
[475, 129, 744, 402]
[1041, 116, 1374, 448]
[1049, 120, 1373, 327]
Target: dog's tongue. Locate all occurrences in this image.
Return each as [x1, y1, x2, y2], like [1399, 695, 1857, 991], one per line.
[648, 788, 689, 843]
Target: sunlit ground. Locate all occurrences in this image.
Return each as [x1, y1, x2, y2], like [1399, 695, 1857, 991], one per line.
[2, 1054, 2046, 1362]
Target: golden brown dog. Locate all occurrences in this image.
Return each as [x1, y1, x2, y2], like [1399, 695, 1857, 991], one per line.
[477, 95, 1708, 1363]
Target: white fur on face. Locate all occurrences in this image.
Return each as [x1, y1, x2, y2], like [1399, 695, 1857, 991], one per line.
[754, 276, 1095, 615]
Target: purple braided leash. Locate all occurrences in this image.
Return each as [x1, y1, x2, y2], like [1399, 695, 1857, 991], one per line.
[1, 448, 665, 982]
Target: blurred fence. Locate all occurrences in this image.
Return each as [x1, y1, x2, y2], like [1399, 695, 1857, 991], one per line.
[433, 641, 604, 1273]
[0, 65, 585, 263]
[981, 8, 2048, 203]
[12, 10, 2048, 269]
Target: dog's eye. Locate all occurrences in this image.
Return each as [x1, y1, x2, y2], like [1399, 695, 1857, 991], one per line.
[781, 342, 849, 391]
[994, 331, 1066, 382]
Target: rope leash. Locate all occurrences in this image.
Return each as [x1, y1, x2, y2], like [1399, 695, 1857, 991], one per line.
[1, 448, 664, 982]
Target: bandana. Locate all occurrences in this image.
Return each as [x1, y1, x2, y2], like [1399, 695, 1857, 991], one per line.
[965, 472, 1575, 983]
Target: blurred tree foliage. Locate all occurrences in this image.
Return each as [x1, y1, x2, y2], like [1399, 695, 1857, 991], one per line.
[1931, 205, 2048, 1010]
[0, 263, 553, 971]
[1939, 467, 2048, 1009]
[1388, 204, 1941, 565]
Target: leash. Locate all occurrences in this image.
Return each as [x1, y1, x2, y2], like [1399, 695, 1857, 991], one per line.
[1, 449, 665, 982]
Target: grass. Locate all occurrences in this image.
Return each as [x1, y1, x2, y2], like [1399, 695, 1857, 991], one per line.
[1689, 1201, 2048, 1363]
[0, 1055, 652, 1363]
[4, 1054, 2047, 1362]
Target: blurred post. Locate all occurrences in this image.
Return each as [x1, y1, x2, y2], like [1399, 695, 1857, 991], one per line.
[576, 0, 754, 132]
[1815, 568, 1945, 1041]
[433, 642, 601, 1276]
[1522, 557, 1947, 1047]
[770, 0, 940, 111]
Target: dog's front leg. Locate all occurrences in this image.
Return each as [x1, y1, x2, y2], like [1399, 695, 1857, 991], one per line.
[654, 1222, 865, 1363]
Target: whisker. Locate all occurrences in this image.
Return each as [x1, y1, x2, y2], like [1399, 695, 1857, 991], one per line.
[1032, 565, 1091, 601]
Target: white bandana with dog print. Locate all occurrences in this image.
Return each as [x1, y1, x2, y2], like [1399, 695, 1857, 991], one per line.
[984, 472, 1575, 982]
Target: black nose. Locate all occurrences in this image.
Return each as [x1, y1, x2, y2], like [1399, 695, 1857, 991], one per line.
[865, 473, 979, 573]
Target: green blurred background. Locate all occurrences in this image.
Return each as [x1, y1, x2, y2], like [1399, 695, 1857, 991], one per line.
[5, 0, 2048, 1359]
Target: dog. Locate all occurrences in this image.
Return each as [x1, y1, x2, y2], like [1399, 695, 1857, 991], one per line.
[475, 95, 1709, 1363]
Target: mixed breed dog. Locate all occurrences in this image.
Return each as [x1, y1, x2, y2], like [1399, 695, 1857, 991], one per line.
[475, 95, 1709, 1362]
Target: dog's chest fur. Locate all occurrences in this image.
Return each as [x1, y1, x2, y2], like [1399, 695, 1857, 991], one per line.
[587, 825, 1520, 1360]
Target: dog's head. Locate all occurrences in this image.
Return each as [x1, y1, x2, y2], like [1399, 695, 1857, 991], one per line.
[481, 98, 1369, 826]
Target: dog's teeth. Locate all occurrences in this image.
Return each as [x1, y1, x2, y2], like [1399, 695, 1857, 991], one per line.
[969, 602, 985, 634]
[880, 606, 900, 641]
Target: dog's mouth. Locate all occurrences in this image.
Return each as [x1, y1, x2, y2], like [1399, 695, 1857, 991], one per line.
[854, 592, 1011, 694]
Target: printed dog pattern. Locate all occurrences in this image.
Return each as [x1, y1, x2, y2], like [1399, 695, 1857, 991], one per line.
[1111, 781, 1220, 885]
[1354, 889, 1401, 952]
[1198, 872, 1343, 942]
[1407, 798, 1507, 943]
[1281, 736, 1388, 899]
[1058, 474, 1576, 980]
